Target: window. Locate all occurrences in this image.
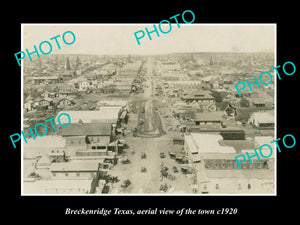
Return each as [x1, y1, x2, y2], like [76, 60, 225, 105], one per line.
[53, 172, 56, 177]
[248, 184, 251, 190]
[76, 173, 80, 177]
[216, 184, 219, 190]
[203, 184, 208, 190]
[65, 173, 68, 177]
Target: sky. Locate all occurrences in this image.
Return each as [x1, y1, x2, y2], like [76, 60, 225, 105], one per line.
[22, 24, 275, 55]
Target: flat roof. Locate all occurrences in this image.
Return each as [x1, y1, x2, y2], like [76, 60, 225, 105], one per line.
[24, 135, 65, 148]
[56, 107, 121, 124]
[185, 133, 236, 154]
[50, 160, 103, 172]
[204, 169, 274, 180]
[61, 123, 112, 136]
[194, 111, 224, 122]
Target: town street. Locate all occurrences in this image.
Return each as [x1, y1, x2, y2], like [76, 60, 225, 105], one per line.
[110, 60, 193, 194]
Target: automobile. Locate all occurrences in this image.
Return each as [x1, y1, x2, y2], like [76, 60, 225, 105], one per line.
[168, 151, 176, 158]
[139, 119, 144, 125]
[160, 152, 166, 158]
[181, 166, 193, 174]
[141, 152, 147, 159]
[159, 183, 168, 192]
[121, 159, 131, 164]
[121, 179, 131, 188]
[173, 166, 179, 173]
[118, 139, 127, 146]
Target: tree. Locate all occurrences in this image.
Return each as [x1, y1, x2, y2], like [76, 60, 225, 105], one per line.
[182, 110, 195, 120]
[240, 97, 250, 107]
[235, 107, 257, 123]
[211, 90, 223, 102]
[66, 57, 71, 70]
[75, 56, 81, 70]
[217, 101, 230, 110]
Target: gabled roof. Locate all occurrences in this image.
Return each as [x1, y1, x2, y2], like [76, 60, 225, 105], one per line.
[194, 111, 224, 122]
[251, 98, 266, 104]
[250, 111, 274, 123]
[182, 90, 214, 100]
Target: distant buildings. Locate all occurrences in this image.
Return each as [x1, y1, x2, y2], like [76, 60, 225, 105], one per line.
[32, 76, 62, 85]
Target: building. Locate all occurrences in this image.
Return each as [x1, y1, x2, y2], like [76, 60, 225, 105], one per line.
[185, 133, 274, 194]
[50, 160, 110, 180]
[35, 154, 52, 168]
[23, 179, 93, 194]
[250, 98, 266, 108]
[61, 123, 113, 156]
[167, 80, 202, 87]
[184, 133, 236, 163]
[182, 90, 215, 104]
[58, 89, 77, 98]
[23, 135, 66, 159]
[197, 169, 274, 194]
[57, 106, 122, 125]
[160, 62, 181, 72]
[194, 111, 224, 128]
[24, 100, 34, 112]
[53, 97, 74, 109]
[32, 76, 62, 85]
[97, 100, 127, 107]
[248, 111, 274, 129]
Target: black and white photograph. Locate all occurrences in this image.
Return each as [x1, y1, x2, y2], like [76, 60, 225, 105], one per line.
[21, 24, 276, 195]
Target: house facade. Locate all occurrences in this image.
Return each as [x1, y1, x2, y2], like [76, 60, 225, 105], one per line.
[61, 123, 113, 157]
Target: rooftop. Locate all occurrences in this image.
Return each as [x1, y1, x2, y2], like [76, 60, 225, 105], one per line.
[203, 169, 274, 180]
[182, 91, 214, 100]
[56, 107, 121, 124]
[50, 160, 104, 172]
[61, 123, 112, 136]
[24, 135, 65, 148]
[250, 111, 274, 123]
[194, 111, 224, 122]
[32, 76, 60, 80]
[185, 133, 236, 154]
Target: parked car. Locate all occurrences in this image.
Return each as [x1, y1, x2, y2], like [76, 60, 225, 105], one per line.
[160, 152, 166, 158]
[121, 179, 131, 188]
[121, 159, 131, 164]
[173, 166, 179, 173]
[141, 152, 147, 159]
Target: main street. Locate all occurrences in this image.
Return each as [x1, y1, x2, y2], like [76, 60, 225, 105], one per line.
[109, 59, 193, 194]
